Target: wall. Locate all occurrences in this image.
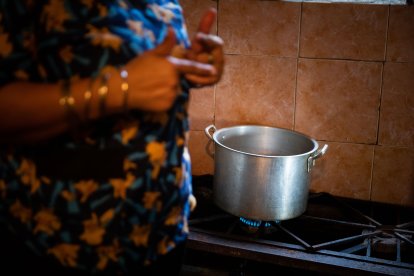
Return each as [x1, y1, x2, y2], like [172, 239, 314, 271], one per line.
[180, 0, 414, 207]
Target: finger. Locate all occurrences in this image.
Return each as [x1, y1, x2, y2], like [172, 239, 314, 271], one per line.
[191, 8, 217, 55]
[197, 8, 217, 34]
[168, 56, 217, 76]
[195, 33, 224, 50]
[151, 27, 176, 56]
[184, 74, 219, 86]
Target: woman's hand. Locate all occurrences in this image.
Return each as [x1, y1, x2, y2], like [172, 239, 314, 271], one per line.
[184, 8, 224, 87]
[126, 28, 217, 112]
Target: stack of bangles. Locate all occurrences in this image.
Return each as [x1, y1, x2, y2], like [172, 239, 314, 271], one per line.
[59, 66, 129, 127]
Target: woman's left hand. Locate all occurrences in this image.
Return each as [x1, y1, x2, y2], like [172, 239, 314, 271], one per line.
[183, 8, 224, 87]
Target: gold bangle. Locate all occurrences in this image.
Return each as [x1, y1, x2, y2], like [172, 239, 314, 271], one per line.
[120, 67, 128, 114]
[83, 79, 94, 121]
[98, 73, 110, 117]
[59, 79, 80, 126]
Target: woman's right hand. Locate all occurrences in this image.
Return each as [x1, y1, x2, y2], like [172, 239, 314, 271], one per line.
[125, 28, 217, 112]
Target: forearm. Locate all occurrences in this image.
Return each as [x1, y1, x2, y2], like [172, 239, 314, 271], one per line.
[0, 73, 125, 144]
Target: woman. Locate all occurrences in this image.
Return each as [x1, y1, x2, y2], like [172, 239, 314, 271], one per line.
[0, 0, 224, 275]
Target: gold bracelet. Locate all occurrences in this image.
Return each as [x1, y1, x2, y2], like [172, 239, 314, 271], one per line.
[83, 79, 94, 121]
[98, 73, 110, 117]
[59, 79, 80, 126]
[120, 67, 129, 114]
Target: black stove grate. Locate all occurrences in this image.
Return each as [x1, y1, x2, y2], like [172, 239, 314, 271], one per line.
[186, 175, 414, 276]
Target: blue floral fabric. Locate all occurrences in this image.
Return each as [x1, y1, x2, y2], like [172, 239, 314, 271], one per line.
[0, 0, 193, 274]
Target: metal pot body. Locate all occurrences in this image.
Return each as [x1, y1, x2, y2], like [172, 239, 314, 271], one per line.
[205, 125, 328, 221]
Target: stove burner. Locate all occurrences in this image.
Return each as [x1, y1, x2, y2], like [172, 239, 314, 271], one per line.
[239, 217, 279, 234]
[239, 217, 274, 228]
[239, 217, 260, 228]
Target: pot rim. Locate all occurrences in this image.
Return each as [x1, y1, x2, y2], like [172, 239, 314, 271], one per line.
[212, 125, 319, 158]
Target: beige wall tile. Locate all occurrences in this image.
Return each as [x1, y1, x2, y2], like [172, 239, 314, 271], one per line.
[295, 58, 382, 143]
[372, 146, 414, 207]
[310, 142, 373, 201]
[215, 55, 296, 129]
[188, 130, 214, 175]
[218, 0, 300, 56]
[386, 6, 414, 62]
[379, 62, 414, 147]
[300, 3, 388, 61]
[188, 86, 215, 131]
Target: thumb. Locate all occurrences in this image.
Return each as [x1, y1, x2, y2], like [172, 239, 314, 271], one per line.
[152, 27, 177, 56]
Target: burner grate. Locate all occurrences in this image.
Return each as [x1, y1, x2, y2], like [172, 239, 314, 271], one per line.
[187, 177, 414, 275]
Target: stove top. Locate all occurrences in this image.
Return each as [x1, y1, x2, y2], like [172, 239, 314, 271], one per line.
[184, 175, 414, 276]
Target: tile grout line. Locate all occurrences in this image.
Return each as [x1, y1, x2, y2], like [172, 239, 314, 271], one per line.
[370, 5, 391, 202]
[293, 2, 304, 131]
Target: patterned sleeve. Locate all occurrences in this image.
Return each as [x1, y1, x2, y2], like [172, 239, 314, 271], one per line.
[0, 0, 39, 86]
[0, 0, 190, 85]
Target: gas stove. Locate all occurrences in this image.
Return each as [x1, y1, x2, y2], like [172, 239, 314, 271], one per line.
[183, 175, 414, 276]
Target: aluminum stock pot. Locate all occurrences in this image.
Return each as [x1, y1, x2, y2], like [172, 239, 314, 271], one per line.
[205, 125, 328, 221]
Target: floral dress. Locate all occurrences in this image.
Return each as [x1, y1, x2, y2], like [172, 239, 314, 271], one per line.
[0, 0, 193, 274]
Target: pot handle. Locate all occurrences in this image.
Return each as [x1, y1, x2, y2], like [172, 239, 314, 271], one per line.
[204, 125, 216, 140]
[307, 144, 328, 172]
[204, 125, 216, 158]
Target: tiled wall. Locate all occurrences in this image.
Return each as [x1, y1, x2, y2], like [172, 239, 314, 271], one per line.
[180, 0, 414, 207]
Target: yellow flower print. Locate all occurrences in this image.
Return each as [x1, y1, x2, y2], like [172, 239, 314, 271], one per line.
[33, 208, 61, 235]
[80, 210, 114, 246]
[10, 200, 32, 224]
[0, 32, 13, 57]
[165, 206, 182, 226]
[121, 124, 138, 145]
[59, 45, 74, 63]
[173, 166, 183, 187]
[85, 25, 123, 52]
[96, 240, 121, 271]
[99, 65, 117, 76]
[129, 224, 151, 247]
[40, 176, 51, 185]
[0, 179, 6, 198]
[84, 136, 97, 145]
[146, 141, 166, 179]
[47, 244, 80, 267]
[14, 70, 29, 81]
[37, 64, 47, 79]
[74, 180, 99, 203]
[97, 3, 108, 17]
[157, 237, 175, 255]
[81, 0, 94, 9]
[110, 172, 135, 200]
[123, 158, 137, 172]
[80, 213, 105, 246]
[61, 190, 76, 202]
[176, 136, 185, 147]
[41, 1, 71, 32]
[16, 158, 40, 194]
[142, 191, 160, 209]
[100, 209, 115, 226]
